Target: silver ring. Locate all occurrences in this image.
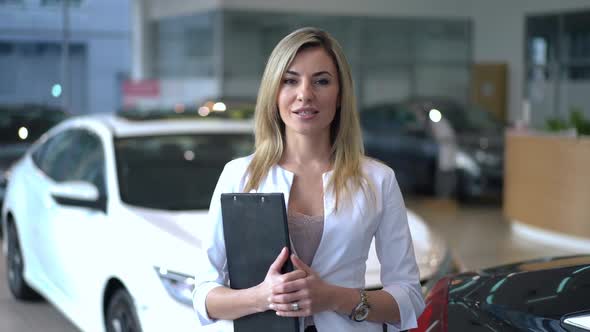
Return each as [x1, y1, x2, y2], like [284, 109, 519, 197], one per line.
[291, 302, 300, 311]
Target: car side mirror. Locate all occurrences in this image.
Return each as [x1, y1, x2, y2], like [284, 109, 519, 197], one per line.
[50, 181, 106, 213]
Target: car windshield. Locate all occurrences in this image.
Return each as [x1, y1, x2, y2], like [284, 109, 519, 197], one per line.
[114, 133, 254, 211]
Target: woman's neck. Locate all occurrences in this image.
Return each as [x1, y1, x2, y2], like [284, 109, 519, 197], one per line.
[280, 130, 332, 172]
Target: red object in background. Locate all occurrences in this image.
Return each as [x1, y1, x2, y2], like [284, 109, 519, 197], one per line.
[122, 80, 160, 97]
[411, 277, 450, 332]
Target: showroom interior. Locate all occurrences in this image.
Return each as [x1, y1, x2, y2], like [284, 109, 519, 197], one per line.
[1, 0, 590, 331]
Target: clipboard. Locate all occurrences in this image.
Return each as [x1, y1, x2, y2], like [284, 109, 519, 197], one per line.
[220, 193, 298, 332]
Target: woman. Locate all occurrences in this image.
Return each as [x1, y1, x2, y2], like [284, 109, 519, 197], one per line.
[193, 27, 424, 331]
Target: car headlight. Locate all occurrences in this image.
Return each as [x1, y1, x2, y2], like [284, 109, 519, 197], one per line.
[416, 231, 448, 281]
[455, 150, 480, 176]
[154, 267, 195, 306]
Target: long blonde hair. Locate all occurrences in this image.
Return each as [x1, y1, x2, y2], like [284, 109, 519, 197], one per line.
[245, 27, 372, 210]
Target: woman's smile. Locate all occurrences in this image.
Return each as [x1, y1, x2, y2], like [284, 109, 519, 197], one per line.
[292, 106, 320, 119]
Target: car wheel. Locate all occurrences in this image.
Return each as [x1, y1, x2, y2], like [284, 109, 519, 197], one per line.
[106, 289, 143, 332]
[6, 221, 40, 300]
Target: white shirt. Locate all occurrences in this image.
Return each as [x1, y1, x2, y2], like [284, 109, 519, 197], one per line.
[193, 156, 424, 331]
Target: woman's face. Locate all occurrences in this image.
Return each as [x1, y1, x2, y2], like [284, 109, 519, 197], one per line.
[277, 47, 340, 138]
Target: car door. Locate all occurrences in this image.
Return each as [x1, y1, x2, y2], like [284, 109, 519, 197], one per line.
[43, 129, 109, 302]
[23, 130, 80, 288]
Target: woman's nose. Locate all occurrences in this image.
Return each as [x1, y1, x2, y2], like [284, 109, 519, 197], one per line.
[297, 80, 313, 102]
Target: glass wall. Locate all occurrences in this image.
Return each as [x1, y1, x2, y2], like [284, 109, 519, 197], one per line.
[154, 11, 217, 78]
[221, 10, 472, 109]
[526, 10, 590, 128]
[153, 10, 472, 109]
[0, 42, 87, 113]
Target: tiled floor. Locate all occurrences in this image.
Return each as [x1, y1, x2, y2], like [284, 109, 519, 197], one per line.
[405, 196, 575, 271]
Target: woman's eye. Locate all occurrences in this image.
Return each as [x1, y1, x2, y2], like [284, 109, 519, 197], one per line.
[283, 78, 297, 85]
[316, 78, 330, 85]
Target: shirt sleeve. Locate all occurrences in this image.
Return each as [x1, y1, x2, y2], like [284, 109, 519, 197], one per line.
[375, 169, 425, 331]
[192, 163, 232, 325]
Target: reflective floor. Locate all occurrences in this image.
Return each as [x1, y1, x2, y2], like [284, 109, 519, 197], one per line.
[0, 198, 576, 331]
[0, 254, 79, 331]
[406, 196, 574, 271]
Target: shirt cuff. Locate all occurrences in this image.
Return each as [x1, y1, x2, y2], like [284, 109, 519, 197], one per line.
[382, 283, 422, 331]
[192, 282, 224, 325]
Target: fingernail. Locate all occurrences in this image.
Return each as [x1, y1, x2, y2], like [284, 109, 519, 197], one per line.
[269, 303, 275, 309]
[267, 297, 272, 302]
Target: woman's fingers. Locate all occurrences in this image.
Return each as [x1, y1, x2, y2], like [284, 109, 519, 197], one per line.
[291, 254, 313, 274]
[268, 247, 289, 274]
[272, 277, 307, 294]
[279, 269, 307, 283]
[270, 286, 308, 303]
[269, 299, 311, 316]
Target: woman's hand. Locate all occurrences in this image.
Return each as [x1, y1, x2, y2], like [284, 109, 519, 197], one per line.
[269, 254, 337, 317]
[254, 247, 308, 313]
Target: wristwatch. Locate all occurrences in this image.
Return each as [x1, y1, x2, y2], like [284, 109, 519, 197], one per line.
[349, 289, 370, 322]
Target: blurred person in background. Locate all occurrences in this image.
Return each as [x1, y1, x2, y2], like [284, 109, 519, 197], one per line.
[193, 27, 424, 331]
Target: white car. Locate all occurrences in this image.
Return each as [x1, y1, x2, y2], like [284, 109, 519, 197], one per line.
[1, 113, 454, 332]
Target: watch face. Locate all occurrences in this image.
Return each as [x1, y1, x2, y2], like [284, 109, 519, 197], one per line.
[354, 305, 370, 322]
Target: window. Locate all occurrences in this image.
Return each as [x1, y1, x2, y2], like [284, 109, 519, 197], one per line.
[33, 130, 79, 181]
[156, 12, 215, 77]
[115, 133, 254, 210]
[69, 130, 106, 194]
[526, 10, 590, 125]
[220, 10, 472, 107]
[32, 129, 104, 187]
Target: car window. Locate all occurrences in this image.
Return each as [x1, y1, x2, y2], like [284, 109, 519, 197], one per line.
[69, 130, 106, 194]
[115, 133, 254, 210]
[361, 104, 425, 133]
[32, 130, 79, 180]
[32, 134, 57, 169]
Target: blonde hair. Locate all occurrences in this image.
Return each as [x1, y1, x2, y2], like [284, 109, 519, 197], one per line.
[245, 27, 372, 210]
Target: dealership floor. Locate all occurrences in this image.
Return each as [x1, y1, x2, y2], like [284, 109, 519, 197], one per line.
[405, 196, 574, 271]
[0, 198, 576, 331]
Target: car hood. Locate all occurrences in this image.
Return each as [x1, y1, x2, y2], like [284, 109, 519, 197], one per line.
[125, 205, 450, 289]
[125, 205, 207, 274]
[448, 255, 590, 331]
[365, 210, 450, 288]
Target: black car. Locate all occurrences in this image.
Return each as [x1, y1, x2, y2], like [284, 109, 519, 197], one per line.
[413, 255, 590, 332]
[0, 105, 69, 206]
[360, 102, 438, 195]
[404, 97, 505, 200]
[360, 97, 504, 200]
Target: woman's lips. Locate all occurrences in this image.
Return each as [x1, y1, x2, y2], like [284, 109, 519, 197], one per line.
[292, 107, 319, 119]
